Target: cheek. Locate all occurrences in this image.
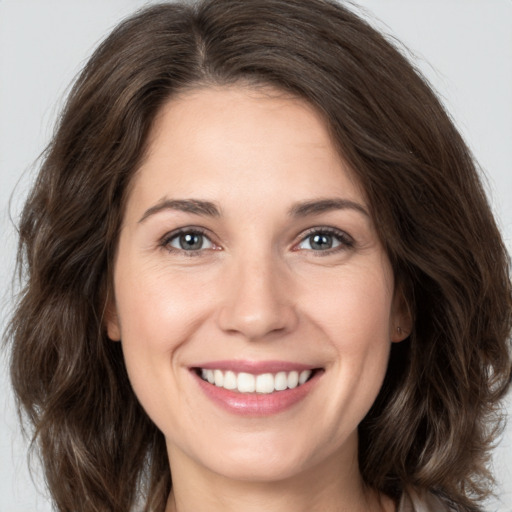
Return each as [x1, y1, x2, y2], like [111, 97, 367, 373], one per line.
[300, 263, 395, 348]
[113, 264, 212, 427]
[112, 263, 215, 416]
[114, 261, 212, 353]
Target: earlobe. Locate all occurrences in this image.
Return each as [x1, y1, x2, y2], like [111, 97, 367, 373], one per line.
[392, 324, 411, 343]
[390, 289, 413, 343]
[104, 299, 122, 342]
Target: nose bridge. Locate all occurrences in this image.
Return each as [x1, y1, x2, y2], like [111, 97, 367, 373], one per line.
[217, 248, 296, 340]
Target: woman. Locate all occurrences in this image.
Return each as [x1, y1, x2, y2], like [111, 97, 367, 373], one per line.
[6, 0, 511, 511]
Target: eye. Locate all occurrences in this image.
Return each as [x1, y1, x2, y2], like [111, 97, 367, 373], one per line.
[296, 228, 353, 252]
[163, 229, 215, 253]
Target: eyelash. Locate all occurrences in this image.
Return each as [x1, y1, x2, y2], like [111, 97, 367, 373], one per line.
[159, 226, 355, 256]
[160, 227, 215, 257]
[295, 227, 355, 255]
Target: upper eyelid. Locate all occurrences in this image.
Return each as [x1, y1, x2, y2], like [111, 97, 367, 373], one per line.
[158, 228, 220, 258]
[297, 226, 353, 241]
[161, 226, 212, 241]
[158, 225, 354, 251]
[294, 226, 355, 251]
[160, 226, 217, 249]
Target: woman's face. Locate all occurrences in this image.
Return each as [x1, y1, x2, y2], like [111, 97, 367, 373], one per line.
[107, 86, 409, 484]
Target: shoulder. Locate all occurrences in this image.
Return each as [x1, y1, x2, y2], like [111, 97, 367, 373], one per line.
[398, 487, 453, 512]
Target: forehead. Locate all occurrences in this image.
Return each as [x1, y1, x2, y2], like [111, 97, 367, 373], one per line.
[126, 85, 366, 218]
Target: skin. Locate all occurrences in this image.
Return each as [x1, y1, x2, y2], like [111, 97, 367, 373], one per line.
[107, 86, 410, 512]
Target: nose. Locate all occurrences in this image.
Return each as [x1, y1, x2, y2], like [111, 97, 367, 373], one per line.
[217, 255, 298, 341]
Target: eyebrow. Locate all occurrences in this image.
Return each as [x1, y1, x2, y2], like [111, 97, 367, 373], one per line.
[138, 197, 369, 223]
[138, 199, 221, 223]
[288, 198, 369, 218]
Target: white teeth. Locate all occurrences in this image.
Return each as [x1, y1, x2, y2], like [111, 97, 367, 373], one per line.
[274, 371, 288, 391]
[237, 372, 255, 392]
[255, 373, 274, 394]
[223, 370, 237, 390]
[299, 370, 310, 385]
[214, 369, 224, 387]
[287, 371, 299, 389]
[199, 368, 314, 394]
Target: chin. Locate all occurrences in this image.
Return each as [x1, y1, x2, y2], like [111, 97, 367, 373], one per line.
[203, 452, 311, 483]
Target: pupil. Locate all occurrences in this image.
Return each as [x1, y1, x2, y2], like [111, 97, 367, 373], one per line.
[311, 233, 332, 250]
[180, 233, 202, 250]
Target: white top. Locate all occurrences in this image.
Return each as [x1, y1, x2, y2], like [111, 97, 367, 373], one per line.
[398, 488, 451, 511]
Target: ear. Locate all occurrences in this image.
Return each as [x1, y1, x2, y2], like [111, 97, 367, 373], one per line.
[104, 294, 121, 342]
[390, 286, 413, 343]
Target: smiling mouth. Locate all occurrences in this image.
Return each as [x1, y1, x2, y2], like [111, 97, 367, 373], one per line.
[194, 368, 319, 394]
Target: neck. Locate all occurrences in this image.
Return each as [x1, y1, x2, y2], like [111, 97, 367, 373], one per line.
[164, 442, 394, 512]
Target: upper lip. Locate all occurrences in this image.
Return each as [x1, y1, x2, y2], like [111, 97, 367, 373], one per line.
[191, 360, 320, 374]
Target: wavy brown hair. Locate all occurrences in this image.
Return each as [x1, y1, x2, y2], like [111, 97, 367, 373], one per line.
[7, 1, 512, 511]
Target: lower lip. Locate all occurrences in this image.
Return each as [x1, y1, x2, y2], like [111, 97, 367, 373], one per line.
[192, 370, 321, 416]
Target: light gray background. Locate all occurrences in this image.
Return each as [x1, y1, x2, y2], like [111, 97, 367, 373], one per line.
[1, 1, 511, 511]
